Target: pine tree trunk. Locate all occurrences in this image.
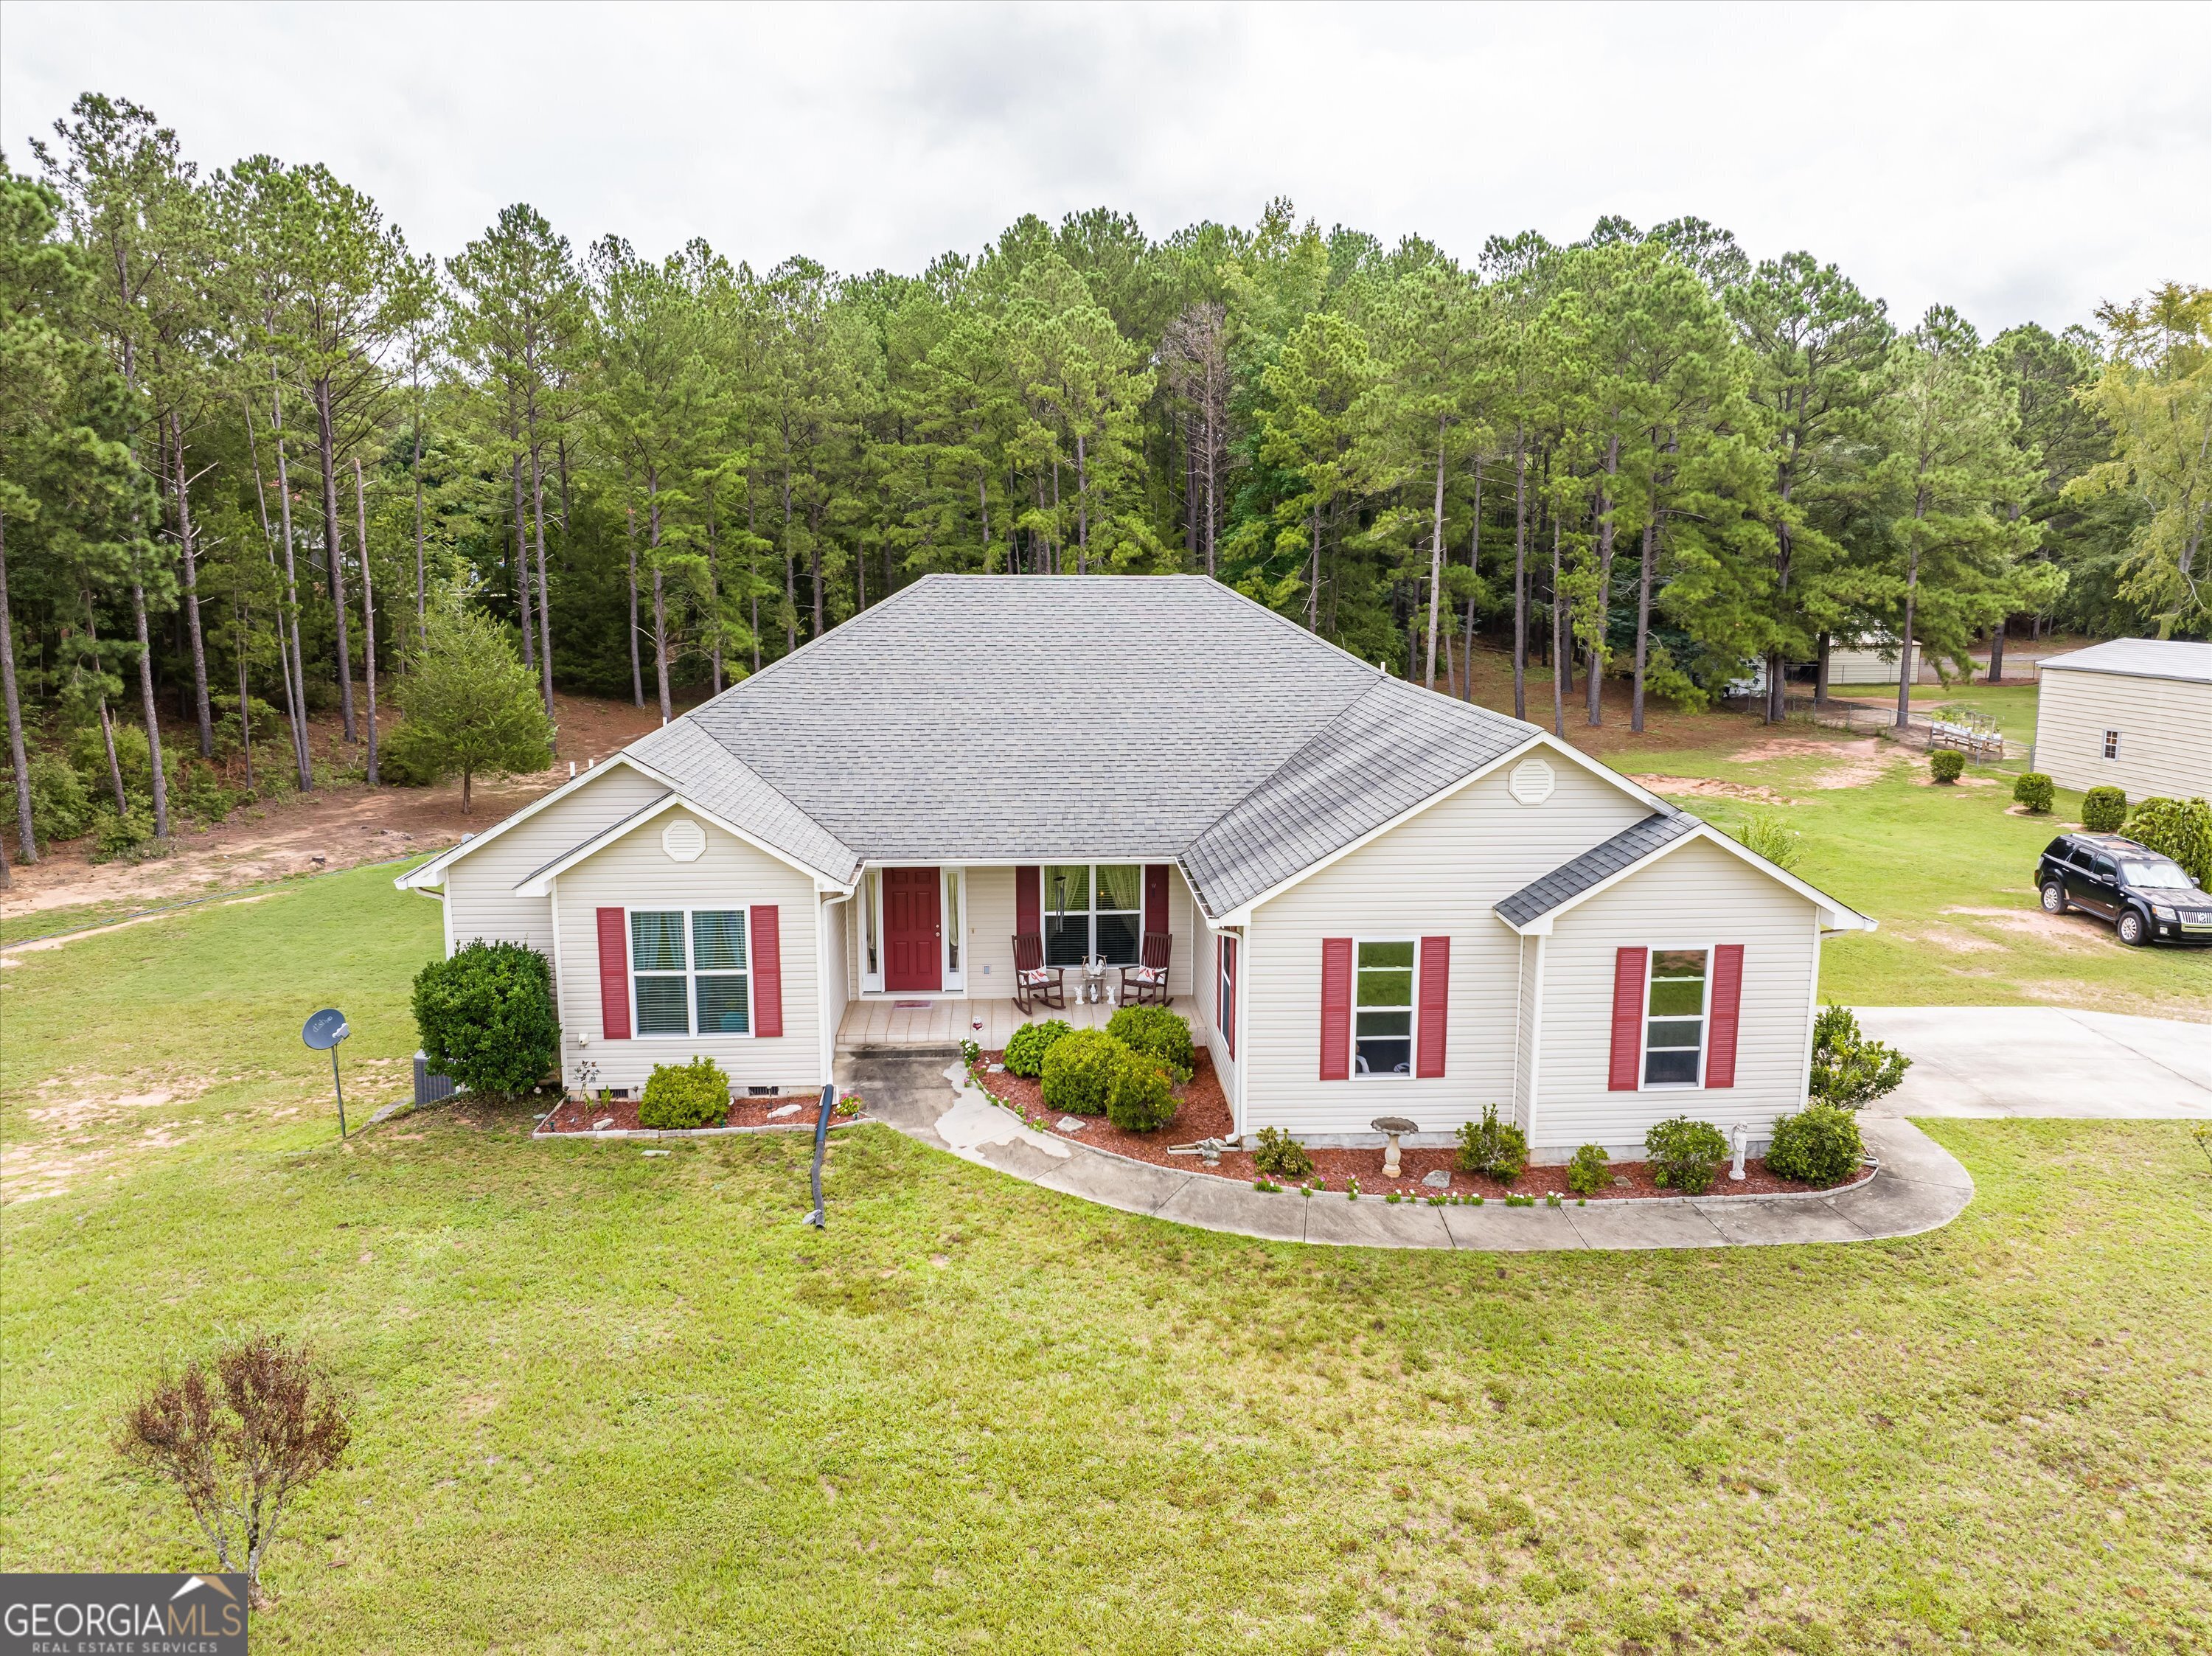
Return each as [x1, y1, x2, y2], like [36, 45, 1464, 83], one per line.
[1462, 462, 1481, 703]
[530, 446, 554, 714]
[1895, 497, 1925, 730]
[1988, 616, 2006, 684]
[1075, 431, 1090, 576]
[354, 459, 378, 785]
[1307, 504, 1321, 631]
[257, 381, 313, 790]
[1425, 421, 1447, 689]
[235, 597, 254, 794]
[706, 487, 723, 694]
[1550, 515, 1565, 737]
[1512, 431, 1528, 721]
[625, 504, 643, 706]
[131, 572, 170, 838]
[0, 510, 36, 861]
[98, 694, 127, 815]
[780, 470, 796, 655]
[313, 379, 358, 743]
[170, 413, 214, 758]
[412, 392, 427, 648]
[650, 473, 671, 723]
[511, 457, 535, 675]
[1587, 436, 1618, 726]
[1632, 516, 1655, 734]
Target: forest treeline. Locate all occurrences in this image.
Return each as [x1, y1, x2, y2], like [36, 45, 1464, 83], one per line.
[2, 93, 2208, 872]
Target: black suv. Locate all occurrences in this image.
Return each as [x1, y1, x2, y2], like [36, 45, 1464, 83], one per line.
[2037, 832, 2212, 947]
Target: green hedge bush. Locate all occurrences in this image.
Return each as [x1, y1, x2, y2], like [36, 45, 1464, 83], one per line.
[1040, 1027, 1124, 1116]
[411, 941, 560, 1096]
[2122, 796, 2212, 888]
[1106, 1004, 1194, 1080]
[1003, 1019, 1071, 1077]
[1929, 750, 1964, 784]
[639, 1057, 731, 1130]
[1644, 1116, 1729, 1194]
[1807, 1002, 1911, 1107]
[1765, 1104, 1864, 1185]
[2081, 785, 2128, 832]
[1455, 1103, 1528, 1184]
[27, 753, 90, 842]
[1566, 1143, 1610, 1196]
[1252, 1125, 1314, 1179]
[2012, 771, 2054, 814]
[1105, 1048, 1178, 1133]
[88, 804, 156, 863]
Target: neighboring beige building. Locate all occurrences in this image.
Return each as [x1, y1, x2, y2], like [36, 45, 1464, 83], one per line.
[2031, 639, 2212, 801]
[400, 577, 1874, 1158]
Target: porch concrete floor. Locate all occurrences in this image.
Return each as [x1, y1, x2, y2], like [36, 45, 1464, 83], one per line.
[838, 995, 1200, 1051]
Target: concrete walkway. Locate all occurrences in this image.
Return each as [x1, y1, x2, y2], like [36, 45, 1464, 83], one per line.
[837, 1053, 1975, 1252]
[1851, 1006, 2212, 1119]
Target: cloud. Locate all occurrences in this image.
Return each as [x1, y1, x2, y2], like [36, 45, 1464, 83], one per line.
[4, 0, 2205, 331]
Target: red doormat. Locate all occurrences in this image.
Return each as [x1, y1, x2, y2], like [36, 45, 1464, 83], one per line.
[892, 1000, 932, 1008]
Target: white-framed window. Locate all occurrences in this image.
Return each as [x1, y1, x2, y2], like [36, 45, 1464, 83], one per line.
[1353, 938, 1416, 1077]
[1044, 863, 1143, 967]
[2103, 729, 2121, 760]
[1642, 947, 1709, 1087]
[630, 908, 750, 1037]
[1217, 933, 1238, 1060]
[861, 869, 880, 981]
[944, 867, 961, 974]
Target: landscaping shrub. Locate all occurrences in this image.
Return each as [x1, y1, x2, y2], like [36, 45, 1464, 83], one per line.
[1455, 1103, 1528, 1184]
[1807, 1002, 1911, 1108]
[176, 762, 247, 827]
[1252, 1125, 1314, 1179]
[1765, 1104, 1864, 1185]
[87, 804, 156, 863]
[1733, 813, 1801, 869]
[2012, 771, 2054, 813]
[1644, 1116, 1730, 1194]
[1003, 1018, 1072, 1077]
[411, 941, 560, 1096]
[1106, 1004, 1194, 1080]
[2121, 796, 2212, 888]
[1566, 1142, 1610, 1196]
[1105, 1047, 1178, 1133]
[2081, 784, 2128, 832]
[26, 753, 91, 842]
[1928, 750, 1964, 784]
[639, 1056, 731, 1130]
[1039, 1027, 1124, 1116]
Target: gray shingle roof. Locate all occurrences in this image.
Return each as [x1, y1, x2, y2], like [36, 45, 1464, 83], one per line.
[1180, 674, 1535, 915]
[2036, 638, 2212, 684]
[1493, 811, 1700, 928]
[554, 574, 1551, 908]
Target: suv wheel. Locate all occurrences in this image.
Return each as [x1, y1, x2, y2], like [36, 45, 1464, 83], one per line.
[2040, 882, 2067, 914]
[2117, 908, 2149, 947]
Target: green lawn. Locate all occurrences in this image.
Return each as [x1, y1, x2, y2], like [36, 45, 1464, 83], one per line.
[1631, 737, 2212, 1020]
[3, 866, 2209, 1652]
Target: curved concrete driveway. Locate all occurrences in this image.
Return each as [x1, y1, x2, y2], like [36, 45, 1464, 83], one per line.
[1851, 1007, 2212, 1119]
[838, 1053, 1973, 1252]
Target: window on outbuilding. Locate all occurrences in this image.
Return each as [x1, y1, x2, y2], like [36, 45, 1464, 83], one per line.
[1354, 939, 1416, 1076]
[1643, 948, 1709, 1087]
[2104, 729, 2121, 759]
[630, 908, 751, 1037]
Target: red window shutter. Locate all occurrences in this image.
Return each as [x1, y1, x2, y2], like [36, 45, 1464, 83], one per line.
[1319, 936, 1352, 1081]
[751, 905, 783, 1038]
[597, 908, 630, 1040]
[1705, 944, 1744, 1089]
[1608, 947, 1647, 1091]
[1416, 936, 1450, 1078]
[1015, 866, 1040, 935]
[1144, 864, 1169, 937]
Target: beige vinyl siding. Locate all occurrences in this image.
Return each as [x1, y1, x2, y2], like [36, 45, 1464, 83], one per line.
[1242, 759, 1650, 1137]
[2033, 669, 2212, 799]
[442, 766, 667, 958]
[550, 811, 824, 1094]
[1197, 913, 1240, 1112]
[1535, 836, 1819, 1154]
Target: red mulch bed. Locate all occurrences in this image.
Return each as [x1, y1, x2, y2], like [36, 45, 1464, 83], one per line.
[538, 1093, 828, 1134]
[971, 1051, 1865, 1201]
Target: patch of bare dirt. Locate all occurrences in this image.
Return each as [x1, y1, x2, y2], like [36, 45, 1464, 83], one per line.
[1, 1074, 218, 1202]
[1938, 905, 2116, 951]
[1916, 773, 2000, 787]
[1629, 776, 1796, 805]
[1725, 736, 1896, 789]
[1, 692, 681, 925]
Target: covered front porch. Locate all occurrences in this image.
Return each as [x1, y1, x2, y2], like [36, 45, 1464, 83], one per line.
[838, 995, 1203, 1051]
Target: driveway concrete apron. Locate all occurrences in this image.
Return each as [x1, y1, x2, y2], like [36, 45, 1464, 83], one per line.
[1851, 1007, 2212, 1119]
[836, 1052, 1973, 1251]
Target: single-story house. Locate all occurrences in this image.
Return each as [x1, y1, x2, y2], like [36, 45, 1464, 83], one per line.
[398, 577, 1874, 1160]
[2031, 638, 2212, 801]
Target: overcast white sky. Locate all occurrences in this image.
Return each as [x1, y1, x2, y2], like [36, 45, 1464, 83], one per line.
[4, 1, 2206, 334]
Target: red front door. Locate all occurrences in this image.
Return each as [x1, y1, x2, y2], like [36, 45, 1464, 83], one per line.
[883, 867, 942, 991]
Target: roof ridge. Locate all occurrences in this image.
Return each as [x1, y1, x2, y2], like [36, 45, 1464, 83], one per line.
[1173, 674, 1400, 856]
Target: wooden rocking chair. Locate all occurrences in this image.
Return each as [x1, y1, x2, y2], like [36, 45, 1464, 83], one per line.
[1119, 931, 1172, 1007]
[1011, 933, 1066, 1014]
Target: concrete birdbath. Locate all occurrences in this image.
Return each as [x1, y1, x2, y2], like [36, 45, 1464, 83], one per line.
[1371, 1116, 1419, 1179]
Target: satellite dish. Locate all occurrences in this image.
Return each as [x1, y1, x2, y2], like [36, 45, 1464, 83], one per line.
[302, 1008, 349, 1051]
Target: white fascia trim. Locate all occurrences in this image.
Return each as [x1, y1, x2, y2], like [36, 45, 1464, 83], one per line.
[513, 790, 858, 898]
[1495, 821, 1877, 936]
[393, 754, 673, 891]
[858, 855, 1178, 869]
[1204, 731, 1667, 925]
